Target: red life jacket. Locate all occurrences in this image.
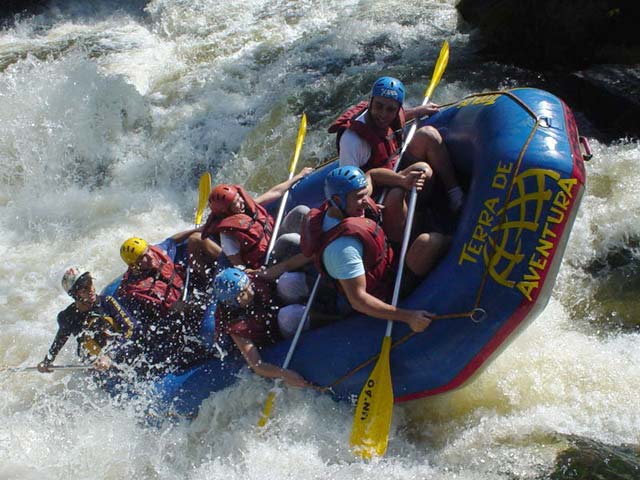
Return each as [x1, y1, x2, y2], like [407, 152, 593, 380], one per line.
[203, 186, 275, 268]
[215, 275, 281, 346]
[118, 246, 185, 315]
[301, 197, 396, 301]
[200, 210, 221, 242]
[328, 100, 406, 171]
[201, 185, 254, 240]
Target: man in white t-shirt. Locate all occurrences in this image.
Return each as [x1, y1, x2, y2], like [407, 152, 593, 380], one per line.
[329, 76, 464, 214]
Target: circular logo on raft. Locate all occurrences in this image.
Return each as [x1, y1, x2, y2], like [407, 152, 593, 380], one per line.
[458, 164, 580, 302]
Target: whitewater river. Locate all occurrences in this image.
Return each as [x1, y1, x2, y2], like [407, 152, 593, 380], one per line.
[1, 1, 639, 479]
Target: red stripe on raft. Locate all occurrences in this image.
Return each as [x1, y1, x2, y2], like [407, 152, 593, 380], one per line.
[561, 100, 586, 184]
[397, 104, 585, 404]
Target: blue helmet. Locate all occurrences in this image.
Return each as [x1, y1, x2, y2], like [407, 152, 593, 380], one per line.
[324, 166, 368, 210]
[371, 76, 405, 106]
[214, 268, 250, 306]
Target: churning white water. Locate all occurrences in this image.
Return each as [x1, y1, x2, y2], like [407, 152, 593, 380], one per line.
[1, 1, 638, 479]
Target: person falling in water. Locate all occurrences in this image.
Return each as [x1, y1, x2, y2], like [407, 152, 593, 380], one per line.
[38, 267, 143, 373]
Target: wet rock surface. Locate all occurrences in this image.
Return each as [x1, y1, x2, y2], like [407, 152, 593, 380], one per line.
[456, 0, 640, 141]
[0, 1, 47, 23]
[543, 435, 640, 480]
[554, 65, 640, 141]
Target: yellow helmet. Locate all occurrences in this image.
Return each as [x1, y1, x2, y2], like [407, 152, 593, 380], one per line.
[120, 237, 148, 266]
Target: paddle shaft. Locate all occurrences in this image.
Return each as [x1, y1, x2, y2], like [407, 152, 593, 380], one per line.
[385, 184, 418, 337]
[384, 41, 448, 315]
[2, 364, 92, 373]
[256, 275, 320, 428]
[264, 115, 309, 355]
[264, 114, 307, 264]
[349, 185, 419, 457]
[182, 173, 212, 301]
[282, 275, 321, 369]
[257, 115, 312, 428]
[182, 257, 193, 301]
[264, 184, 292, 265]
[350, 40, 449, 458]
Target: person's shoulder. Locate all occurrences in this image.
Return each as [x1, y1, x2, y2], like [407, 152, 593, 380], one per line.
[57, 302, 76, 318]
[57, 302, 80, 326]
[334, 234, 364, 249]
[340, 127, 367, 144]
[119, 273, 141, 286]
[324, 235, 364, 260]
[322, 211, 341, 231]
[339, 129, 370, 167]
[252, 275, 274, 292]
[323, 236, 365, 280]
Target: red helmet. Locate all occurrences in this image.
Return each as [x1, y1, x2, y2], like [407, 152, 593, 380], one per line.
[209, 184, 238, 216]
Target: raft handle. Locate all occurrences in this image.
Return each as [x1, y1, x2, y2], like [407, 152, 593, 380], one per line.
[538, 116, 552, 128]
[579, 136, 592, 161]
[470, 308, 487, 323]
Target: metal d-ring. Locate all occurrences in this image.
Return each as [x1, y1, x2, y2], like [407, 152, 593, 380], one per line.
[470, 308, 487, 323]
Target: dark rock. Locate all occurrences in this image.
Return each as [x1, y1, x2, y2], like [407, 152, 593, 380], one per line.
[554, 65, 640, 140]
[456, 0, 640, 70]
[569, 234, 640, 332]
[0, 0, 48, 24]
[456, 0, 640, 140]
[543, 435, 640, 480]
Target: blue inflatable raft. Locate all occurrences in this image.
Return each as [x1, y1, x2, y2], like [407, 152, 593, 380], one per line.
[106, 88, 588, 418]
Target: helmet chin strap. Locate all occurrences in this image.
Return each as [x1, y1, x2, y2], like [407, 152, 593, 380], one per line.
[329, 196, 347, 216]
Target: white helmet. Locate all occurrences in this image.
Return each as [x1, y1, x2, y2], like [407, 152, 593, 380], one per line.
[61, 266, 90, 297]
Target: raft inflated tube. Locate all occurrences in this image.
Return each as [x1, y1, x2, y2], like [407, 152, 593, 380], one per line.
[103, 88, 586, 417]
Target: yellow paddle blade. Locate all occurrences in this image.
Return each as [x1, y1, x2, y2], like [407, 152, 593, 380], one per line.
[350, 336, 393, 459]
[288, 113, 307, 174]
[424, 40, 450, 101]
[195, 172, 211, 226]
[257, 390, 276, 427]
